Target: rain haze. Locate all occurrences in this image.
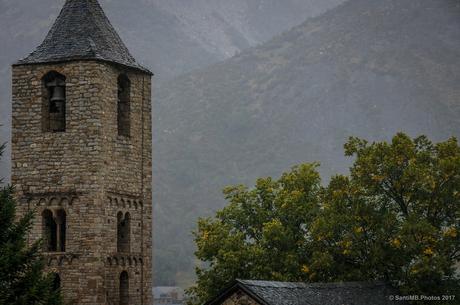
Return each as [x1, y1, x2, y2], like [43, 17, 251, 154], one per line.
[1, 0, 459, 290]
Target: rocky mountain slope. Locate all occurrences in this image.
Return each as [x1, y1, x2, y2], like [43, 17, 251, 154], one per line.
[0, 0, 345, 285]
[0, 0, 342, 179]
[154, 0, 460, 285]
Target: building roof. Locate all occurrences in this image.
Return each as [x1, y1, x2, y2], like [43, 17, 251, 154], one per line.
[153, 286, 185, 299]
[15, 0, 151, 74]
[205, 280, 406, 305]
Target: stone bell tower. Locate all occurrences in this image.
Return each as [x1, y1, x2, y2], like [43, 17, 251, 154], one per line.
[11, 0, 153, 304]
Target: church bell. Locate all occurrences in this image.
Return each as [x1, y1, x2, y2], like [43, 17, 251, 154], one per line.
[51, 86, 66, 102]
[47, 82, 66, 132]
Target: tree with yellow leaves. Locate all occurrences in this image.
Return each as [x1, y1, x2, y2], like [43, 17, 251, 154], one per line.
[310, 133, 459, 303]
[189, 133, 459, 305]
[188, 164, 321, 304]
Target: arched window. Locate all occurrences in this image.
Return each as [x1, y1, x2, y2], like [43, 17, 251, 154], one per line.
[117, 212, 130, 253]
[55, 209, 66, 252]
[42, 71, 66, 132]
[117, 74, 131, 137]
[52, 273, 61, 292]
[119, 271, 129, 305]
[42, 209, 66, 252]
[42, 209, 57, 252]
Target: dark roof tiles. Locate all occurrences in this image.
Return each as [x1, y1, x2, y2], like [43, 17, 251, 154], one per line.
[240, 280, 403, 305]
[16, 0, 151, 74]
[207, 280, 407, 305]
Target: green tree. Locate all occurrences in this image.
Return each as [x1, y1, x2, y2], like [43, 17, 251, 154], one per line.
[189, 133, 459, 305]
[0, 143, 62, 305]
[188, 164, 321, 304]
[310, 133, 460, 299]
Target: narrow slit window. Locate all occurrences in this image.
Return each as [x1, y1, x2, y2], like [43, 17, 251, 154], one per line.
[119, 271, 129, 305]
[117, 74, 131, 137]
[52, 273, 61, 292]
[117, 212, 130, 253]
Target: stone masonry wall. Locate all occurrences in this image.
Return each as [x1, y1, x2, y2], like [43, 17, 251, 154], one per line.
[98, 63, 153, 305]
[12, 60, 152, 305]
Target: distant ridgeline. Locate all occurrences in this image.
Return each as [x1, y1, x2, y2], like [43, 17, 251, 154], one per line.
[0, 0, 345, 284]
[154, 0, 460, 285]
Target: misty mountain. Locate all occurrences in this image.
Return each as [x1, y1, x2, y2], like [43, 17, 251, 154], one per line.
[0, 0, 342, 76]
[0, 0, 342, 181]
[0, 0, 345, 286]
[154, 0, 460, 285]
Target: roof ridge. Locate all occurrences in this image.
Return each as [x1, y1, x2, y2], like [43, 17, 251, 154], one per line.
[238, 279, 388, 289]
[86, 0, 103, 58]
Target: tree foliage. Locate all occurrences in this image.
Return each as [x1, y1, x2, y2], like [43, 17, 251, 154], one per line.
[310, 133, 460, 297]
[189, 133, 460, 305]
[0, 144, 62, 305]
[188, 163, 321, 304]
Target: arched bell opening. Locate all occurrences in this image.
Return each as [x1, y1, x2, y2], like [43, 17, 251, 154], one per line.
[117, 74, 131, 137]
[42, 208, 67, 252]
[42, 71, 66, 132]
[42, 209, 57, 252]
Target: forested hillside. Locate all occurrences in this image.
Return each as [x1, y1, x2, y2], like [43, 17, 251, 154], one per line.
[154, 0, 460, 285]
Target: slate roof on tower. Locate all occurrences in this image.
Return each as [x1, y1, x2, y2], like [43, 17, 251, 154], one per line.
[15, 0, 151, 74]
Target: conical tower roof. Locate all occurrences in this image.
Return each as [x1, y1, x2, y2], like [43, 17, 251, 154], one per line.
[16, 0, 151, 74]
